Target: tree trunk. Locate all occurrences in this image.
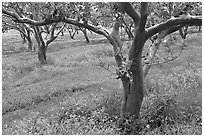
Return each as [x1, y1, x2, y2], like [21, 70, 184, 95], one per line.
[33, 26, 48, 65]
[68, 29, 77, 39]
[61, 30, 64, 36]
[20, 32, 26, 44]
[126, 57, 144, 117]
[27, 31, 33, 51]
[81, 28, 90, 43]
[120, 2, 148, 119]
[27, 39, 33, 51]
[198, 25, 201, 32]
[38, 44, 47, 65]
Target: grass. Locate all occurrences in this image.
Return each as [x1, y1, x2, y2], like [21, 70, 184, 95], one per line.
[2, 29, 202, 135]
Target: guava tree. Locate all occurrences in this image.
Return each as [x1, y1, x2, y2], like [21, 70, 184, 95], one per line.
[2, 12, 33, 51]
[2, 2, 202, 122]
[2, 2, 66, 64]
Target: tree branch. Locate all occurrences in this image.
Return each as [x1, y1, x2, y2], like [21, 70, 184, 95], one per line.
[55, 23, 66, 36]
[2, 22, 29, 39]
[2, 8, 20, 21]
[139, 2, 148, 32]
[143, 25, 187, 78]
[46, 23, 66, 45]
[145, 15, 202, 41]
[3, 8, 61, 26]
[120, 2, 140, 26]
[143, 30, 167, 78]
[64, 18, 111, 38]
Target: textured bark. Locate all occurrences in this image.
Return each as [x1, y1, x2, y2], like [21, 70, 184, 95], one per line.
[124, 31, 145, 118]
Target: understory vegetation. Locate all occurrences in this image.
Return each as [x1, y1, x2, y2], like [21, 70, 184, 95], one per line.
[2, 30, 202, 135]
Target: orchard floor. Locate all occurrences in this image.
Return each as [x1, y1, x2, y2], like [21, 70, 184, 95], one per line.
[2, 30, 202, 135]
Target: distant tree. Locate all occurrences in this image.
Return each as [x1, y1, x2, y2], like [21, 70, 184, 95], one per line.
[2, 2, 66, 64]
[2, 2, 202, 123]
[2, 15, 33, 51]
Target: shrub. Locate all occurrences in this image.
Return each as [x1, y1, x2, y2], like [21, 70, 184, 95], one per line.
[144, 95, 181, 129]
[141, 65, 202, 134]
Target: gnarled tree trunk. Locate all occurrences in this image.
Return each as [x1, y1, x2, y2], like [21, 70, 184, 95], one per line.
[119, 2, 148, 120]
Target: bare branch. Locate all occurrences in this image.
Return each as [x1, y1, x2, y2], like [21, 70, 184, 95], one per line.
[55, 23, 66, 36]
[143, 30, 167, 78]
[3, 7, 111, 39]
[14, 3, 24, 18]
[143, 24, 188, 78]
[46, 23, 66, 45]
[2, 8, 20, 21]
[139, 2, 148, 32]
[120, 2, 140, 26]
[145, 15, 202, 41]
[3, 8, 61, 26]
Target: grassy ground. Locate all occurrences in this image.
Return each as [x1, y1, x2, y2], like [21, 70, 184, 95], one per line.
[2, 29, 202, 135]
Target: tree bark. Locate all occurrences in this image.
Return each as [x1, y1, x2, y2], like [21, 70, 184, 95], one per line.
[126, 57, 144, 117]
[81, 28, 90, 43]
[26, 30, 33, 51]
[20, 32, 27, 44]
[38, 43, 47, 65]
[27, 38, 33, 51]
[120, 2, 148, 119]
[33, 26, 47, 65]
[18, 28, 33, 51]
